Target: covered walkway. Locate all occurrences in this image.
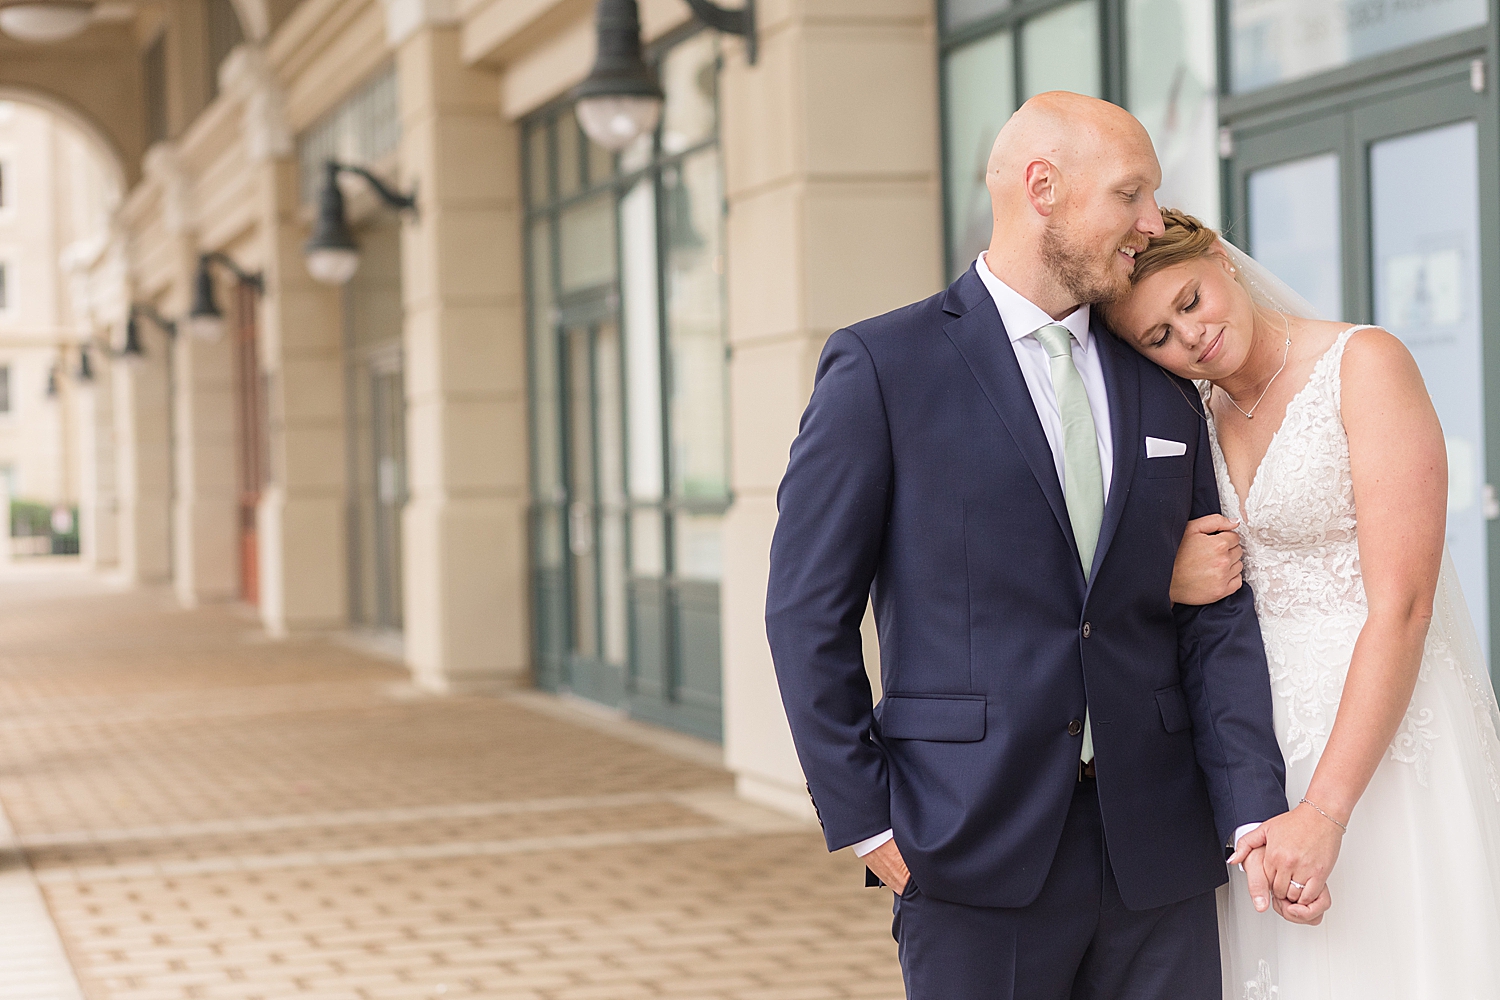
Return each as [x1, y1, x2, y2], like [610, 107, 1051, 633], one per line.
[0, 573, 900, 1000]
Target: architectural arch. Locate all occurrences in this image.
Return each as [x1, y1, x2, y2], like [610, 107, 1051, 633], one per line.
[0, 86, 128, 196]
[0, 26, 144, 187]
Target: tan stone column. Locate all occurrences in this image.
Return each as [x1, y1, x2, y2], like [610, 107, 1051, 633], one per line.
[254, 156, 348, 634]
[113, 321, 174, 584]
[393, 21, 528, 691]
[171, 328, 240, 604]
[236, 47, 348, 635]
[719, 0, 945, 815]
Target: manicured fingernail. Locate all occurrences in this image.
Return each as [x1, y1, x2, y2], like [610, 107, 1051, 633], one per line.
[1255, 896, 1267, 911]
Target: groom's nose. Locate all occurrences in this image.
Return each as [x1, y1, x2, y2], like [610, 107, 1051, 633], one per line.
[1137, 198, 1165, 238]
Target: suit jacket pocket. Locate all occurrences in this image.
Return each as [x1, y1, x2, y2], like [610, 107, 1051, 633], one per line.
[1155, 685, 1192, 734]
[878, 694, 986, 742]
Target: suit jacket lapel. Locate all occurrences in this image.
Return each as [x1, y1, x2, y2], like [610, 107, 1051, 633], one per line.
[942, 271, 1080, 567]
[1087, 318, 1140, 590]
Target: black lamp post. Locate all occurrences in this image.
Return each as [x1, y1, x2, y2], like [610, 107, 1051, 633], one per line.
[573, 0, 755, 152]
[76, 346, 94, 382]
[304, 160, 417, 286]
[187, 252, 264, 342]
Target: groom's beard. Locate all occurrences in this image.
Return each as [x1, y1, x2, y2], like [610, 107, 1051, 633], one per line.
[1040, 222, 1131, 306]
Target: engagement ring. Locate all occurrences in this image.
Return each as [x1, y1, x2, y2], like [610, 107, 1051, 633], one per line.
[1289, 880, 1306, 891]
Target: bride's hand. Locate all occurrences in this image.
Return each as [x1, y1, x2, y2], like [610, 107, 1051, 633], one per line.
[1240, 837, 1335, 925]
[1170, 514, 1243, 605]
[1239, 805, 1344, 914]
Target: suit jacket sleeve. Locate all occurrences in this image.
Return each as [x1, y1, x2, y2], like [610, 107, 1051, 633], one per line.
[766, 329, 893, 852]
[1173, 389, 1288, 847]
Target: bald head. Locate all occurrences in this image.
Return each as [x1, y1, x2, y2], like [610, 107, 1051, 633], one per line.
[981, 92, 1165, 317]
[988, 92, 1156, 208]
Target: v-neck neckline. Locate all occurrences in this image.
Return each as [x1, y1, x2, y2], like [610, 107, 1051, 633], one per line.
[1208, 325, 1368, 524]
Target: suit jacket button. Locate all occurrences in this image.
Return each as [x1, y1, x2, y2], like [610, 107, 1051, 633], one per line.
[1068, 719, 1084, 736]
[1082, 622, 1092, 638]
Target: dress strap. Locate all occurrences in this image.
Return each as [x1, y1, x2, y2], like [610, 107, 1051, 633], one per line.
[1322, 324, 1377, 409]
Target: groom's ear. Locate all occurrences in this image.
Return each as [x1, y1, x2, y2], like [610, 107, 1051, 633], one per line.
[1025, 159, 1058, 216]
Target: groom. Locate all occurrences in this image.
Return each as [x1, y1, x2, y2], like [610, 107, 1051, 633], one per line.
[766, 93, 1290, 998]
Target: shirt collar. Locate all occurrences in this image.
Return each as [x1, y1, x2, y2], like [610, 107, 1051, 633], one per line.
[975, 252, 1093, 353]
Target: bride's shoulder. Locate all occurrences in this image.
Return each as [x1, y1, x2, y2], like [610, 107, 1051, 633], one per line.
[1332, 324, 1427, 407]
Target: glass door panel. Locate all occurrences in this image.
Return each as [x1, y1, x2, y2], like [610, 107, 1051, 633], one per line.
[566, 325, 599, 663]
[1365, 113, 1488, 655]
[1246, 153, 1344, 321]
[371, 363, 406, 631]
[562, 320, 628, 705]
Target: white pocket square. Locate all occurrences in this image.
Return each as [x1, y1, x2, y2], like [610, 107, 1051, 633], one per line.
[1146, 436, 1187, 458]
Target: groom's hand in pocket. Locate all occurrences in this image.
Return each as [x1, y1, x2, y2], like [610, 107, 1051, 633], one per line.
[864, 838, 911, 894]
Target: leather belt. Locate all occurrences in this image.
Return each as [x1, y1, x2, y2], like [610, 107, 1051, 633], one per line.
[1078, 759, 1096, 781]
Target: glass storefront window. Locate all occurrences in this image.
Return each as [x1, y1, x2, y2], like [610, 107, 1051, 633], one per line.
[944, 32, 1015, 275]
[1247, 152, 1343, 322]
[1125, 0, 1219, 223]
[939, 0, 1104, 276]
[665, 149, 728, 504]
[1230, 0, 1487, 94]
[1020, 1, 1100, 101]
[522, 31, 728, 741]
[943, 0, 1010, 33]
[660, 32, 718, 155]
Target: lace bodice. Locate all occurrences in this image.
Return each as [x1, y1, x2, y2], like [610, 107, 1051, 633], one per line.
[1204, 326, 1500, 791]
[1206, 326, 1367, 623]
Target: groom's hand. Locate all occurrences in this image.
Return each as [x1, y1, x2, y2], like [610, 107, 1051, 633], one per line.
[1170, 515, 1243, 605]
[864, 838, 911, 894]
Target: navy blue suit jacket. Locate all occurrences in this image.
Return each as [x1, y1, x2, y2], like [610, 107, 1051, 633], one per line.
[766, 266, 1286, 912]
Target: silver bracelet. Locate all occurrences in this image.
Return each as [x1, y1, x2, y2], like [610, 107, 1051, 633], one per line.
[1299, 796, 1349, 833]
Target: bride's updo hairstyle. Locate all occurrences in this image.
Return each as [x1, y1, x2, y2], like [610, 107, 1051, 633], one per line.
[1125, 208, 1222, 289]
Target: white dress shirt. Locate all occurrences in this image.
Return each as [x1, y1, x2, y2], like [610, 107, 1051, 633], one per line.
[855, 258, 1261, 863]
[973, 252, 1114, 499]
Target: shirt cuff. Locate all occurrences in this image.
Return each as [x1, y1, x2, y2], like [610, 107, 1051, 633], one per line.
[1230, 821, 1264, 869]
[852, 829, 894, 857]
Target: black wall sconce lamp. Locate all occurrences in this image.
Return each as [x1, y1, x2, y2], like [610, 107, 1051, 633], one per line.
[187, 252, 264, 342]
[119, 304, 177, 365]
[304, 160, 417, 286]
[76, 346, 94, 382]
[573, 0, 754, 152]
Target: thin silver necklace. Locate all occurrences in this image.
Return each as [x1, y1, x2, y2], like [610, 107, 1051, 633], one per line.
[1220, 312, 1292, 420]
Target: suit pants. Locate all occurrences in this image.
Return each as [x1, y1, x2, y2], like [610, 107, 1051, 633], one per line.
[891, 777, 1220, 1000]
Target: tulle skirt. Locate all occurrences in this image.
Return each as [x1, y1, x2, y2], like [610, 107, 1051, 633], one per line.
[1219, 554, 1500, 999]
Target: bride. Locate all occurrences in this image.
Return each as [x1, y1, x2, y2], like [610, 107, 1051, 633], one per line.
[1103, 210, 1500, 999]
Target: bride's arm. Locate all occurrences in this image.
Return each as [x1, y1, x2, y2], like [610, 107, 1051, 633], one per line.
[1259, 326, 1447, 911]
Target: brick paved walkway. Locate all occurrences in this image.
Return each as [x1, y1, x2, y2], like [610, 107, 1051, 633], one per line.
[0, 571, 903, 1000]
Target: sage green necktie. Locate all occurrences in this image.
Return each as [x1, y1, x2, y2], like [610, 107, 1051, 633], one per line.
[1034, 323, 1105, 764]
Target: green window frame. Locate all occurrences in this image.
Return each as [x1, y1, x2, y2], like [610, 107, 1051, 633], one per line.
[938, 0, 1223, 276]
[522, 27, 730, 742]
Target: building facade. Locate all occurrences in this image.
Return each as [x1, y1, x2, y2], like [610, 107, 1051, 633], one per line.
[5, 0, 1498, 816]
[0, 98, 120, 561]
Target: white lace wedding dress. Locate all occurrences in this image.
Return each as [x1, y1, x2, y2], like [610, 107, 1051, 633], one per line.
[1209, 325, 1500, 1000]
